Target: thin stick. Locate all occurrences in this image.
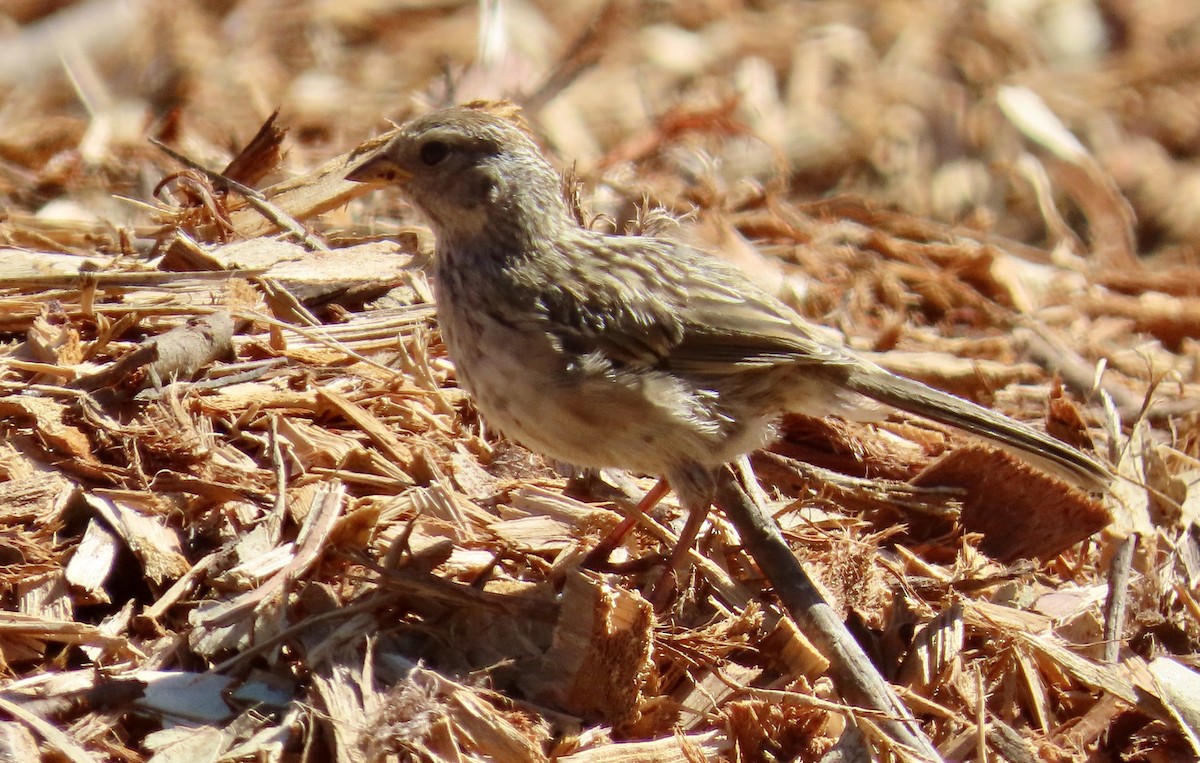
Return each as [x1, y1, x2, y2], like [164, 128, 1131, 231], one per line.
[1103, 533, 1137, 664]
[713, 465, 943, 762]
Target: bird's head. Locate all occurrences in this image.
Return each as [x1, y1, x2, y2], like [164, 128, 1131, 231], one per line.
[346, 106, 570, 248]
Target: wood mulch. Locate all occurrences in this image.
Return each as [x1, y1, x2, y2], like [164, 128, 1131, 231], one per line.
[1, 1, 1198, 760]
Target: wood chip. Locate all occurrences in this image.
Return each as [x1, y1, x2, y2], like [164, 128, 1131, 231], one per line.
[519, 570, 655, 727]
[912, 445, 1110, 560]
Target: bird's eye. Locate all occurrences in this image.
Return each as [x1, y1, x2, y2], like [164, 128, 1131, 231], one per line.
[419, 140, 451, 166]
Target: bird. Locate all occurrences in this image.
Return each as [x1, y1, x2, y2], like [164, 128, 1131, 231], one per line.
[345, 104, 1110, 582]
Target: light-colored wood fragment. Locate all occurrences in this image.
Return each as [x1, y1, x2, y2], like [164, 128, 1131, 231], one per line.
[559, 731, 728, 762]
[63, 518, 117, 604]
[1018, 631, 1142, 709]
[141, 726, 232, 763]
[520, 570, 655, 727]
[0, 695, 96, 763]
[317, 386, 414, 468]
[0, 721, 40, 763]
[197, 481, 345, 629]
[1014, 644, 1053, 732]
[18, 570, 73, 622]
[488, 514, 578, 554]
[897, 602, 963, 689]
[81, 493, 190, 586]
[677, 662, 761, 731]
[1148, 657, 1200, 756]
[0, 611, 130, 651]
[762, 613, 831, 679]
[0, 397, 94, 462]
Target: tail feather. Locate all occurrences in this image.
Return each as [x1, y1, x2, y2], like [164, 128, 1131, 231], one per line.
[844, 369, 1111, 491]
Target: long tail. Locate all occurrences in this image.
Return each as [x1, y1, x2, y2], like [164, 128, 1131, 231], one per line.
[844, 368, 1111, 491]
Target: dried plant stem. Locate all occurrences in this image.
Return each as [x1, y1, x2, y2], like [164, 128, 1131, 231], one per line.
[713, 466, 944, 762]
[1104, 533, 1138, 664]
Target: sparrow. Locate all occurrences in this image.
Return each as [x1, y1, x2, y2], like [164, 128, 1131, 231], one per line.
[346, 105, 1109, 570]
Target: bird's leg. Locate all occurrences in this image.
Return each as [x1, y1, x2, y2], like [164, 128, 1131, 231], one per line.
[648, 500, 712, 609]
[646, 463, 718, 607]
[581, 477, 671, 570]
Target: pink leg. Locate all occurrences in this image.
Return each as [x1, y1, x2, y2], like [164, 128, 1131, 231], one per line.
[649, 501, 711, 608]
[581, 478, 670, 569]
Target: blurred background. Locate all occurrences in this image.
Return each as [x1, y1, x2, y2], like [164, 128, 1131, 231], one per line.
[4, 0, 1200, 259]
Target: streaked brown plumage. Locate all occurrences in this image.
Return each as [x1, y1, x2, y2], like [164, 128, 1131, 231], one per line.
[347, 105, 1110, 531]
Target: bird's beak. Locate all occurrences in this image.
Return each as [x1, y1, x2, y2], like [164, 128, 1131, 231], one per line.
[345, 153, 411, 185]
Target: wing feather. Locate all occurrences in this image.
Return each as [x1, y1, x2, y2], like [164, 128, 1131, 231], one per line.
[526, 234, 853, 377]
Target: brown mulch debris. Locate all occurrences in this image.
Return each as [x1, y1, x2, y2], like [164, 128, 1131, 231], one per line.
[2, 1, 1200, 761]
